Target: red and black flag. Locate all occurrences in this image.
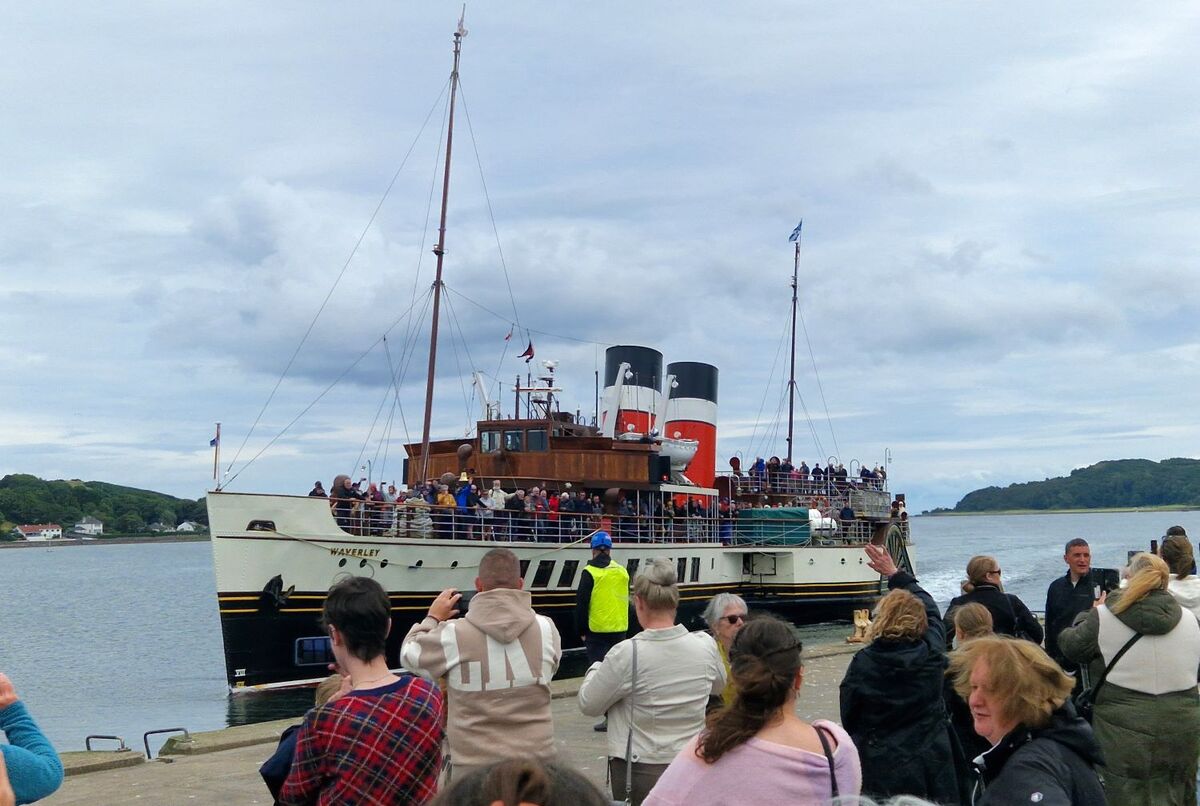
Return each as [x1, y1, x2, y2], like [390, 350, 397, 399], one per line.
[518, 339, 535, 363]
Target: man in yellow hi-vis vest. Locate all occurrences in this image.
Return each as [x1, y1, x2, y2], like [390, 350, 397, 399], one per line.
[575, 531, 629, 731]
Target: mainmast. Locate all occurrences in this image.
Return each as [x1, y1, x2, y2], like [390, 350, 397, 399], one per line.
[785, 221, 802, 463]
[418, 15, 467, 484]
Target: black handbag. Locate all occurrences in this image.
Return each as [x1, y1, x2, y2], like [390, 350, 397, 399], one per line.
[1073, 631, 1142, 722]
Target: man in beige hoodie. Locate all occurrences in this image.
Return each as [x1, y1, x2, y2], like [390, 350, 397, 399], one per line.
[400, 548, 562, 780]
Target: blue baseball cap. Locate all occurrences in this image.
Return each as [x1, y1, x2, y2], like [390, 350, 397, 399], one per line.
[590, 531, 612, 550]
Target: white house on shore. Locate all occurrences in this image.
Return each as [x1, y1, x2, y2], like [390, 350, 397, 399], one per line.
[73, 516, 104, 536]
[13, 523, 63, 541]
[176, 521, 202, 533]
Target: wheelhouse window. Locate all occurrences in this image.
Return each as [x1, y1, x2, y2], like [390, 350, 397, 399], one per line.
[481, 430, 500, 453]
[526, 429, 548, 451]
[503, 430, 524, 451]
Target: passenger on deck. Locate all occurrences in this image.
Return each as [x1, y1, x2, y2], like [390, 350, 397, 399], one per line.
[330, 474, 362, 532]
[750, 457, 766, 492]
[766, 456, 782, 492]
[811, 464, 825, 490]
[308, 481, 326, 497]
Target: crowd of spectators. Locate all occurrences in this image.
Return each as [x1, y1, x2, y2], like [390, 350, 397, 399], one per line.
[740, 456, 887, 497]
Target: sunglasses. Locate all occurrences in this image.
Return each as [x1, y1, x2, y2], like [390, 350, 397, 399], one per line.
[723, 614, 747, 625]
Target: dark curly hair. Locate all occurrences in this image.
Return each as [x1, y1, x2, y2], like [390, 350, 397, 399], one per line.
[430, 758, 609, 806]
[695, 615, 802, 763]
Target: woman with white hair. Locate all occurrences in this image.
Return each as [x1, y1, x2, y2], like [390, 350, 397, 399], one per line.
[1060, 552, 1200, 805]
[702, 593, 748, 707]
[578, 560, 726, 805]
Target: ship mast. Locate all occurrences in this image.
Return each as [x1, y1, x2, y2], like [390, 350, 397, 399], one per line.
[785, 224, 801, 464]
[418, 15, 467, 485]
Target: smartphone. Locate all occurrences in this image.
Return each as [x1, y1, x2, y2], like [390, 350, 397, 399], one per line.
[458, 589, 476, 610]
[1091, 568, 1120, 598]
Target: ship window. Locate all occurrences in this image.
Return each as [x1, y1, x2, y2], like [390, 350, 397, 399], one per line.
[481, 430, 500, 453]
[690, 557, 700, 582]
[676, 558, 687, 585]
[626, 558, 640, 577]
[519, 559, 531, 580]
[526, 429, 548, 451]
[295, 637, 333, 667]
[247, 520, 276, 531]
[531, 560, 555, 588]
[558, 559, 579, 588]
[503, 430, 524, 451]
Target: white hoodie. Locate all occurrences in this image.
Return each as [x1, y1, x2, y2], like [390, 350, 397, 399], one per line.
[1168, 574, 1200, 621]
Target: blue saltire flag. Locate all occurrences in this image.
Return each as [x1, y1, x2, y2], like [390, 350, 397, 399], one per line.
[210, 436, 219, 447]
[788, 220, 803, 242]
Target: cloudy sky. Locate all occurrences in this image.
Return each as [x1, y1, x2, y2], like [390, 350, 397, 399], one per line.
[2, 2, 1197, 511]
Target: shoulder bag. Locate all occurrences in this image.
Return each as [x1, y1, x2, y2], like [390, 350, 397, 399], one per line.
[814, 724, 839, 799]
[1073, 631, 1142, 722]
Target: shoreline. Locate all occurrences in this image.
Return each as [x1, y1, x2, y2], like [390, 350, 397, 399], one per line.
[0, 534, 210, 549]
[921, 505, 1200, 517]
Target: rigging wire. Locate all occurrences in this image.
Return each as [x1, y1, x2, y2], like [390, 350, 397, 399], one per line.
[457, 82, 522, 335]
[222, 288, 433, 487]
[746, 318, 789, 460]
[440, 290, 477, 434]
[223, 79, 452, 480]
[443, 287, 613, 347]
[797, 302, 841, 460]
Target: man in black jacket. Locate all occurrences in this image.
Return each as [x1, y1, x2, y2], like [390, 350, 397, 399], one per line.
[1044, 538, 1098, 674]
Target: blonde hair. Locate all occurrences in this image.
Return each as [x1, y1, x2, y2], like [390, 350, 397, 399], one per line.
[314, 673, 344, 707]
[868, 589, 927, 642]
[1110, 552, 1169, 615]
[1162, 535, 1195, 581]
[948, 635, 1072, 730]
[633, 559, 679, 612]
[961, 555, 999, 594]
[952, 602, 994, 639]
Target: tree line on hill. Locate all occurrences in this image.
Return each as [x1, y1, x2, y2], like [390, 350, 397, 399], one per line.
[950, 458, 1200, 512]
[0, 474, 207, 538]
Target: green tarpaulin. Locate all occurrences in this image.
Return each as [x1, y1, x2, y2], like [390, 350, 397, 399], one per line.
[733, 507, 812, 545]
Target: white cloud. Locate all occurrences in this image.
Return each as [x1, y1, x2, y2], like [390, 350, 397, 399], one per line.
[1, 2, 1198, 512]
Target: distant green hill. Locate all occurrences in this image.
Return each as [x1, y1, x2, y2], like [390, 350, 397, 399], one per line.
[0, 474, 206, 538]
[953, 458, 1200, 512]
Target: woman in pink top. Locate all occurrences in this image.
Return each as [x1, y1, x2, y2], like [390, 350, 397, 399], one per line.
[643, 616, 861, 805]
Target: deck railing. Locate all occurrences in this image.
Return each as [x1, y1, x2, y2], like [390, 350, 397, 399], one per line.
[317, 500, 890, 547]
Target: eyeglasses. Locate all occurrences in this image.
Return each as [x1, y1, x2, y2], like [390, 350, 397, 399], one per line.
[723, 614, 747, 625]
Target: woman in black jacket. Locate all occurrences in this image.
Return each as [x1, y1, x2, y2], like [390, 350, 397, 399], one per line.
[947, 635, 1104, 805]
[947, 555, 1043, 644]
[840, 544, 959, 803]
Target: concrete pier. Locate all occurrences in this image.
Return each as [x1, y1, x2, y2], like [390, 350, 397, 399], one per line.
[42, 644, 859, 805]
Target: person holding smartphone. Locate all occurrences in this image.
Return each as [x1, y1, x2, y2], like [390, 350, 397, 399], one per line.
[1045, 538, 1100, 676]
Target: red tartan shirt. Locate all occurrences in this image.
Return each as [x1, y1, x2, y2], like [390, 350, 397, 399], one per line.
[279, 674, 444, 806]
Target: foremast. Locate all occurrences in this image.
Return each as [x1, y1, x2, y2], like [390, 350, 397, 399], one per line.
[418, 15, 467, 485]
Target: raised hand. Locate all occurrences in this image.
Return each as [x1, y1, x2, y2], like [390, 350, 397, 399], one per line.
[865, 543, 899, 578]
[0, 674, 17, 710]
[428, 588, 463, 622]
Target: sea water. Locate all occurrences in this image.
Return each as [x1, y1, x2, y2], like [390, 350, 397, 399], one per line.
[2, 509, 1198, 751]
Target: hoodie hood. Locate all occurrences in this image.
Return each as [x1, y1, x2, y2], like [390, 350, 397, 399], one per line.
[1109, 588, 1183, 636]
[464, 587, 535, 643]
[980, 704, 1104, 785]
[1168, 575, 1200, 617]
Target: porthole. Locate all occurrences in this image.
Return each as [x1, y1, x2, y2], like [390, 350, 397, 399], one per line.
[380, 559, 389, 569]
[840, 558, 846, 565]
[359, 559, 368, 568]
[451, 561, 458, 568]
[338, 558, 347, 567]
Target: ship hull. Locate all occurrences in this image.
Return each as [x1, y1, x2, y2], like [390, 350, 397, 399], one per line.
[207, 491, 910, 689]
